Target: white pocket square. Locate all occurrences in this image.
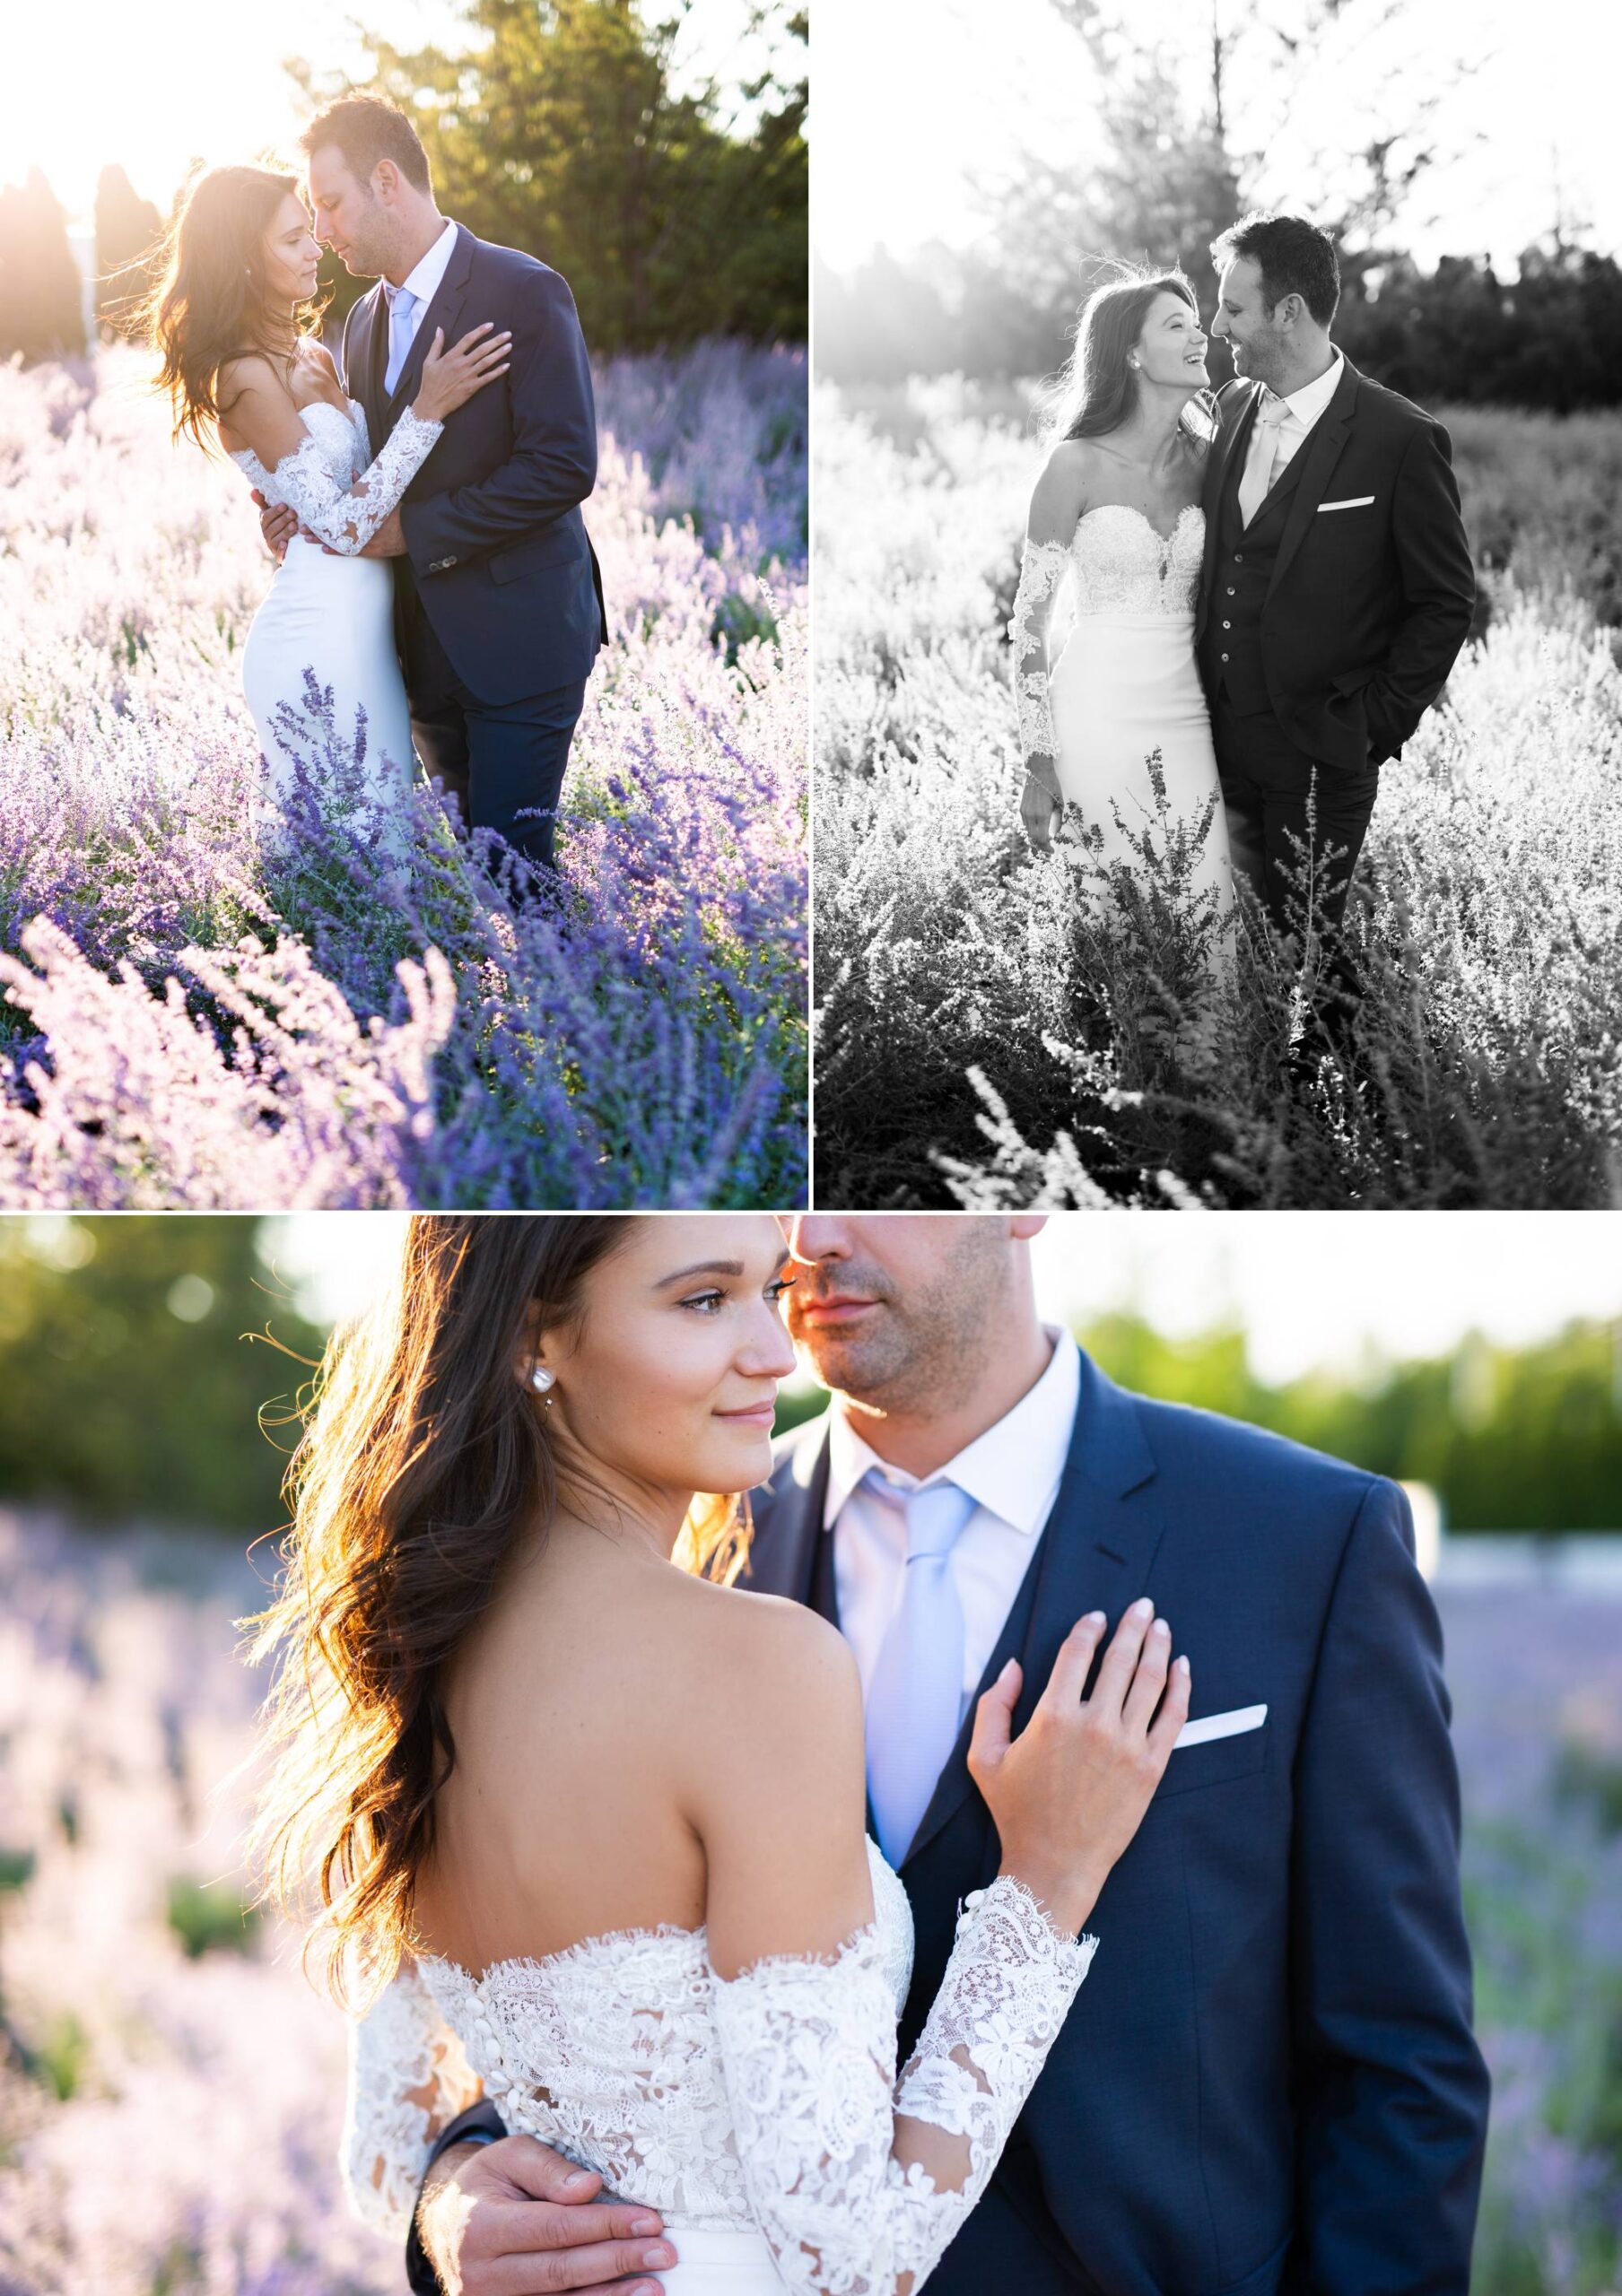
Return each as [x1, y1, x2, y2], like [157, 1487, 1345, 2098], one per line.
[1174, 1702, 1268, 1750]
[1317, 495, 1374, 512]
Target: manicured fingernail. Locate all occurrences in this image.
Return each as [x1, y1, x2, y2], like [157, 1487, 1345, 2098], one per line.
[998, 1657, 1016, 1681]
[563, 2170, 592, 2187]
[642, 2245, 676, 2268]
[1132, 1596, 1154, 1618]
[1175, 1656, 1190, 1674]
[1152, 1619, 1170, 1638]
[632, 2214, 662, 2234]
[1085, 1610, 1105, 1627]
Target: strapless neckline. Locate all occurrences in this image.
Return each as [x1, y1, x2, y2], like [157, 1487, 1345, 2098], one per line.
[1077, 500, 1204, 551]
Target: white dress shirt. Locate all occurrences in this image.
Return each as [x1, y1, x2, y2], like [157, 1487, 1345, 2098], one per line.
[1240, 345, 1344, 503]
[383, 219, 458, 374]
[824, 1328, 1082, 1718]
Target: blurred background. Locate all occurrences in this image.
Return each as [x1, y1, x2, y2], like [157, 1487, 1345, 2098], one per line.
[0, 1211, 1618, 2291]
[1, 0, 806, 359]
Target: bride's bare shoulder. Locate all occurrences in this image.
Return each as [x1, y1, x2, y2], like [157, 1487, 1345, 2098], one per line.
[665, 1574, 861, 1761]
[1029, 434, 1096, 524]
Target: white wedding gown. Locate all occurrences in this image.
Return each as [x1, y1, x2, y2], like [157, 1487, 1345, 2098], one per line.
[344, 1838, 1096, 2293]
[228, 398, 441, 846]
[1012, 504, 1233, 909]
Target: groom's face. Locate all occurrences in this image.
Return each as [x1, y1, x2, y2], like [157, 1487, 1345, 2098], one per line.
[1211, 257, 1286, 387]
[784, 1216, 1020, 1412]
[306, 144, 397, 280]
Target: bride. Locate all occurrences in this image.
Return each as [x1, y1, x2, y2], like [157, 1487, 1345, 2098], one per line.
[251, 1213, 1190, 2295]
[1012, 268, 1233, 918]
[147, 165, 508, 853]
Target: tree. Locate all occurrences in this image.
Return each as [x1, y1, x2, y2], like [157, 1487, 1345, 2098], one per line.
[293, 0, 807, 355]
[0, 1219, 325, 1533]
[93, 164, 163, 339]
[0, 168, 86, 362]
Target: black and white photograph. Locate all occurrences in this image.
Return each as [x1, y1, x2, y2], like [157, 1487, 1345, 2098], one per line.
[813, 0, 1622, 1209]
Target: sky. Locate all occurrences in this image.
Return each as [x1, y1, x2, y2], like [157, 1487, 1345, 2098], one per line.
[0, 0, 784, 223]
[814, 0, 1622, 275]
[262, 1213, 1622, 1391]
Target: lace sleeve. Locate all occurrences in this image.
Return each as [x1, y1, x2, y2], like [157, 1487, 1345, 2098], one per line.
[1008, 537, 1069, 781]
[257, 409, 444, 555]
[711, 1875, 1095, 2295]
[340, 1962, 482, 2240]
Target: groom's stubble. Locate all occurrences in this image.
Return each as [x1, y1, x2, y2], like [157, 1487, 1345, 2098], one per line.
[789, 1222, 1018, 1424]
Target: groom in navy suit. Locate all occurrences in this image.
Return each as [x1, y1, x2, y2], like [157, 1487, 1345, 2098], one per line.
[407, 1214, 1488, 2296]
[264, 95, 606, 874]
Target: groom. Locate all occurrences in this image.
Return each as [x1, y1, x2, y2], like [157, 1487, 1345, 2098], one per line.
[407, 1214, 1489, 2296]
[1198, 212, 1475, 951]
[260, 95, 607, 873]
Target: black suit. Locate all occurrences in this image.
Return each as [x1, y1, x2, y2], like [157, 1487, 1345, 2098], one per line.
[1195, 356, 1474, 936]
[342, 223, 608, 872]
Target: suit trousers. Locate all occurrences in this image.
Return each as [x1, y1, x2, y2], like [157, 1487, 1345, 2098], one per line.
[1209, 695, 1380, 940]
[399, 578, 586, 874]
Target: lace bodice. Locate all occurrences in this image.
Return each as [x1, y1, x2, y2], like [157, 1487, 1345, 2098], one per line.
[343, 1839, 1096, 2294]
[1010, 503, 1206, 770]
[227, 396, 442, 556]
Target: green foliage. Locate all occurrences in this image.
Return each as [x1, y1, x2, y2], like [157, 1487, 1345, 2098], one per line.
[165, 1876, 261, 1960]
[305, 0, 807, 354]
[0, 1218, 324, 1533]
[0, 1848, 36, 1895]
[1075, 1314, 1622, 1532]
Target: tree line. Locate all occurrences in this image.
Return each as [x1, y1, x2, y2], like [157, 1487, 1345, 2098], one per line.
[0, 0, 805, 366]
[0, 1220, 1613, 1536]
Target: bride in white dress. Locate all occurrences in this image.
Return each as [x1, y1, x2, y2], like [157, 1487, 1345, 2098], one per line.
[148, 165, 509, 851]
[1012, 269, 1233, 921]
[250, 1214, 1190, 2296]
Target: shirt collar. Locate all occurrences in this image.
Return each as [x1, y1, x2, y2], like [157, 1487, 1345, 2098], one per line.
[1278, 346, 1343, 430]
[823, 1327, 1081, 1535]
[391, 218, 458, 310]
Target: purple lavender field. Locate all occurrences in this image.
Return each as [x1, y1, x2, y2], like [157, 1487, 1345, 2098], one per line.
[0, 343, 807, 1207]
[0, 1515, 1616, 2294]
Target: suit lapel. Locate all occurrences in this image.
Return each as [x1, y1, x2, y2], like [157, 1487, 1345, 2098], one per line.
[381, 222, 475, 426]
[901, 1352, 1164, 1872]
[1198, 383, 1259, 639]
[740, 1416, 830, 1602]
[1265, 356, 1360, 603]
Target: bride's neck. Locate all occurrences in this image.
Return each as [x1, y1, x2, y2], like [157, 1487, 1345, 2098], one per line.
[1115, 387, 1190, 463]
[550, 1480, 697, 1569]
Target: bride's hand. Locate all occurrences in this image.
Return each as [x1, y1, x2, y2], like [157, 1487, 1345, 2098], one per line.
[968, 1600, 1190, 1935]
[414, 322, 513, 422]
[1020, 768, 1061, 850]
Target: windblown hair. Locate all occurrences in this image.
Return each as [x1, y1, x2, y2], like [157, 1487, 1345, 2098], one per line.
[301, 93, 432, 195]
[1211, 212, 1340, 328]
[144, 164, 318, 451]
[1039, 265, 1213, 450]
[248, 1214, 749, 2010]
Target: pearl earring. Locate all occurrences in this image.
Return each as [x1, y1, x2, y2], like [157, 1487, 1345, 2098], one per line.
[529, 1363, 555, 1394]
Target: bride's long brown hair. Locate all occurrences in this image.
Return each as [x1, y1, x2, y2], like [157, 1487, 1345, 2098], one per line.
[1038, 263, 1216, 451]
[144, 163, 322, 451]
[248, 1214, 749, 2009]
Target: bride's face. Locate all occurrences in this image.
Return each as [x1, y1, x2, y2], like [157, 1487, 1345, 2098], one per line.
[260, 194, 322, 307]
[537, 1215, 798, 1501]
[1135, 291, 1208, 393]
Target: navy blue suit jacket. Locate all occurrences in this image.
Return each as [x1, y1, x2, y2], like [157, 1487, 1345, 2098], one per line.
[742, 1354, 1489, 2296]
[342, 223, 607, 708]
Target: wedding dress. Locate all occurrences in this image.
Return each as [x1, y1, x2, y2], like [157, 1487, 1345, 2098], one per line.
[227, 399, 440, 843]
[343, 1837, 1096, 2293]
[1012, 503, 1233, 910]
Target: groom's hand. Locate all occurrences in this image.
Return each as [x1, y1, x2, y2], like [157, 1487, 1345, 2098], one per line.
[416, 2135, 675, 2296]
[358, 508, 407, 558]
[252, 490, 299, 563]
[1020, 770, 1061, 851]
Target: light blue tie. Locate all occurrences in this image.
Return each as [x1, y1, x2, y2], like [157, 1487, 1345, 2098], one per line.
[383, 285, 417, 398]
[862, 1472, 978, 1868]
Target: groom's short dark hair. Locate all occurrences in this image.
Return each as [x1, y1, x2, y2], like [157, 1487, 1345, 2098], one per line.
[1211, 213, 1339, 328]
[301, 95, 432, 196]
